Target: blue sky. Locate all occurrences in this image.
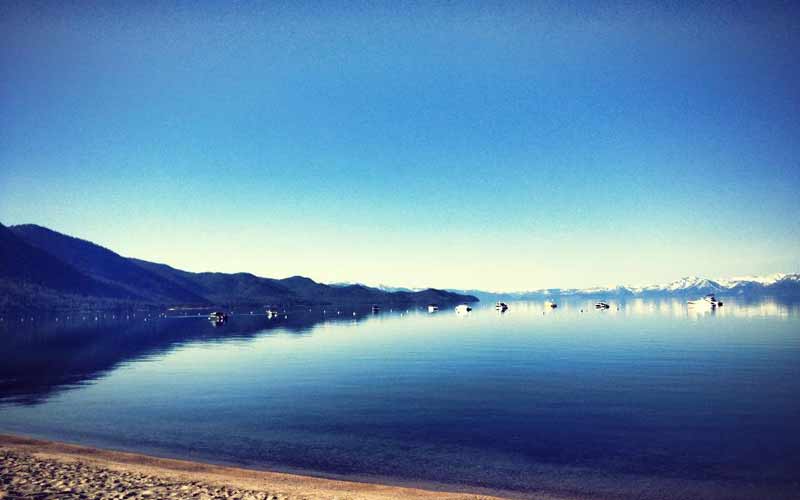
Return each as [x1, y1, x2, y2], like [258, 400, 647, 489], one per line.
[1, 1, 798, 290]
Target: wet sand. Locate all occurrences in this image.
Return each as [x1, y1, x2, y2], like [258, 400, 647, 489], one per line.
[0, 435, 522, 500]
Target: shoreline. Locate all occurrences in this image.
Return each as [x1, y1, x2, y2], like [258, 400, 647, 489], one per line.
[0, 434, 530, 500]
[2, 433, 798, 500]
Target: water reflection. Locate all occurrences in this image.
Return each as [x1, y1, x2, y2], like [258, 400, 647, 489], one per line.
[1, 299, 799, 498]
[0, 308, 373, 405]
[503, 297, 800, 319]
[2, 298, 796, 407]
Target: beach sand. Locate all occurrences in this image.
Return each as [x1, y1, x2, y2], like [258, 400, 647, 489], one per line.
[0, 435, 525, 500]
[4, 434, 796, 500]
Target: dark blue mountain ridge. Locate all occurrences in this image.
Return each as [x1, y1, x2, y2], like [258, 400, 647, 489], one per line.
[11, 224, 206, 304]
[1, 223, 477, 312]
[0, 223, 129, 300]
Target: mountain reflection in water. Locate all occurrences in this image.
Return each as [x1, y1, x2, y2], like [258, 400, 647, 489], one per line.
[0, 307, 370, 405]
[1, 298, 799, 499]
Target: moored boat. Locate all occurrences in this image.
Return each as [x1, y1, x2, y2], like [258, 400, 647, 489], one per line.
[688, 294, 723, 309]
[495, 302, 508, 312]
[208, 311, 228, 325]
[595, 302, 610, 310]
[455, 304, 472, 314]
[427, 304, 439, 313]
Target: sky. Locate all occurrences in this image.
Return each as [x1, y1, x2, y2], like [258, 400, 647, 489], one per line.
[1, 1, 799, 291]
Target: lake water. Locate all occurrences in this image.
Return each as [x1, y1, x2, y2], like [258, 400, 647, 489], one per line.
[1, 299, 799, 499]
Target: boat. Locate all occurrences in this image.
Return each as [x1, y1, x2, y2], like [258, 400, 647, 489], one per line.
[427, 304, 439, 313]
[455, 304, 472, 314]
[687, 294, 723, 309]
[545, 301, 558, 309]
[595, 302, 610, 310]
[266, 308, 280, 319]
[208, 311, 228, 324]
[495, 302, 508, 312]
[371, 305, 381, 313]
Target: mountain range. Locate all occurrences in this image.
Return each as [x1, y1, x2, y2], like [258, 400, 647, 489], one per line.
[0, 223, 477, 312]
[343, 275, 800, 302]
[2, 222, 797, 312]
[449, 274, 800, 302]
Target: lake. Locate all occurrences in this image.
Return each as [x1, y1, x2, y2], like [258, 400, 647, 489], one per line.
[1, 299, 799, 499]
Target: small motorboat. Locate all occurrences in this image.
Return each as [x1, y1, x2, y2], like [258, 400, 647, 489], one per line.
[688, 294, 723, 309]
[595, 302, 610, 310]
[455, 304, 472, 314]
[208, 311, 228, 325]
[545, 301, 558, 309]
[495, 302, 509, 312]
[427, 304, 439, 313]
[266, 309, 280, 319]
[371, 305, 381, 313]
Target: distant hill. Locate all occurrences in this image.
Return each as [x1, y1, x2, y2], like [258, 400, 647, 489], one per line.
[1, 223, 109, 294]
[1, 223, 477, 312]
[11, 225, 207, 304]
[131, 260, 470, 307]
[1, 224, 117, 310]
[128, 259, 296, 305]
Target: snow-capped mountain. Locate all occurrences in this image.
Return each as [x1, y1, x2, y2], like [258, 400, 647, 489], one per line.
[331, 274, 800, 303]
[641, 276, 723, 293]
[330, 282, 424, 293]
[447, 274, 800, 302]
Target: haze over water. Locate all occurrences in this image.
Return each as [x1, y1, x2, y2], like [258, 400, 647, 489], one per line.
[1, 299, 799, 499]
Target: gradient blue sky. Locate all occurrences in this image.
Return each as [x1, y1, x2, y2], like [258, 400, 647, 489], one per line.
[1, 1, 798, 290]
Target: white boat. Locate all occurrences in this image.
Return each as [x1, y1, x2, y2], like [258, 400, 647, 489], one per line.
[266, 309, 280, 319]
[427, 304, 439, 313]
[688, 294, 723, 309]
[371, 305, 381, 313]
[495, 302, 508, 312]
[208, 311, 228, 324]
[455, 304, 472, 314]
[595, 302, 610, 310]
[545, 301, 558, 309]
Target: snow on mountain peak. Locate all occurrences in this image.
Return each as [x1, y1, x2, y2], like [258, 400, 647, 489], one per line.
[719, 273, 788, 287]
[659, 276, 721, 292]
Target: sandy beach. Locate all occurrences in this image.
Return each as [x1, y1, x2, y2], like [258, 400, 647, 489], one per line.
[2, 431, 799, 500]
[0, 435, 525, 500]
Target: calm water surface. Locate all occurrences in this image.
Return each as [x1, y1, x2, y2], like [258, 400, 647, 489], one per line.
[1, 299, 799, 499]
